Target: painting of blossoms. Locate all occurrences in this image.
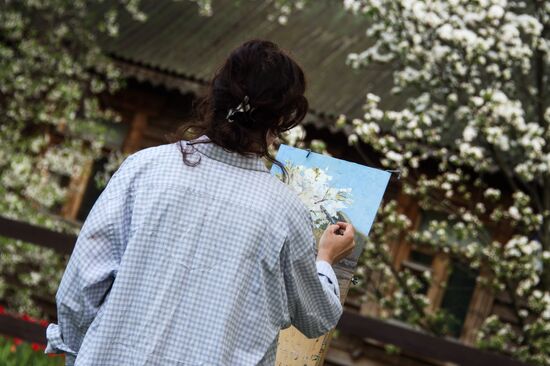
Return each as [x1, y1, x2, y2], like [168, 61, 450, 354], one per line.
[271, 144, 391, 297]
[271, 144, 391, 365]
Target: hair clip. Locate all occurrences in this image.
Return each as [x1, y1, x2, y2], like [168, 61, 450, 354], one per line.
[226, 95, 255, 123]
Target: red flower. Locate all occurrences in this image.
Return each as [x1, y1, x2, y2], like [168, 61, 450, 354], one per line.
[31, 342, 44, 351]
[39, 319, 49, 327]
[13, 337, 22, 346]
[0, 305, 5, 314]
[20, 313, 41, 323]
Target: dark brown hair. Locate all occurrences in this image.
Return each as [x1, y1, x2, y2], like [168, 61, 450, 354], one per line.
[167, 39, 309, 181]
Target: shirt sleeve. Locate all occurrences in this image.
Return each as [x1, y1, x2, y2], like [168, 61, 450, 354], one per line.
[44, 152, 138, 364]
[280, 203, 343, 339]
[316, 260, 340, 299]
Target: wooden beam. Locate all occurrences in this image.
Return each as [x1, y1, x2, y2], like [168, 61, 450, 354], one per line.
[122, 111, 148, 154]
[460, 268, 494, 345]
[61, 159, 94, 220]
[337, 311, 528, 366]
[460, 225, 514, 344]
[1, 308, 528, 366]
[426, 252, 450, 313]
[0, 216, 76, 255]
[390, 192, 421, 270]
[0, 314, 46, 344]
[326, 335, 437, 366]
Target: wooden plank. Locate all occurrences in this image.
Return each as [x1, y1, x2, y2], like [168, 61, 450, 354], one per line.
[461, 226, 512, 344]
[0, 314, 46, 344]
[336, 311, 528, 366]
[3, 306, 528, 366]
[61, 159, 94, 220]
[491, 303, 520, 325]
[0, 216, 76, 255]
[426, 253, 450, 313]
[326, 335, 442, 366]
[390, 191, 421, 271]
[122, 111, 148, 153]
[460, 266, 494, 345]
[325, 347, 387, 366]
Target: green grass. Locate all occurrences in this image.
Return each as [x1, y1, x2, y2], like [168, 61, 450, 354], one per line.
[0, 336, 64, 366]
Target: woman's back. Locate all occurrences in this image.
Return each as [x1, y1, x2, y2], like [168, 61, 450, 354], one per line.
[46, 40, 347, 366]
[50, 136, 339, 365]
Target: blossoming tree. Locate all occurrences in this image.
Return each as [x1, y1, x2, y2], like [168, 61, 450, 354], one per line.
[0, 0, 158, 317]
[3, 0, 549, 363]
[0, 0, 308, 322]
[313, 0, 548, 363]
[255, 0, 549, 363]
[0, 0, 319, 322]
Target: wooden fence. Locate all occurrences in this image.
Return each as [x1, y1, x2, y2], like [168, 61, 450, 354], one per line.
[0, 216, 529, 366]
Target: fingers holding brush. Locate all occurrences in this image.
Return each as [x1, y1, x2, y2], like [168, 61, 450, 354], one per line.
[318, 222, 356, 265]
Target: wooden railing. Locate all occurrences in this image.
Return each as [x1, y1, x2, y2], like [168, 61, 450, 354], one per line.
[0, 216, 76, 255]
[0, 216, 528, 366]
[0, 313, 46, 344]
[337, 311, 527, 366]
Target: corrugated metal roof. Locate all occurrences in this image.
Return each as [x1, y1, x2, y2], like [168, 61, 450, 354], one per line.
[100, 0, 400, 119]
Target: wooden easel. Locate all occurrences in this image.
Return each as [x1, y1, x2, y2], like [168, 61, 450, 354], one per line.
[271, 146, 394, 365]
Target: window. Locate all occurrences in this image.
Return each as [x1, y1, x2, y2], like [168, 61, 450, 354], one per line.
[397, 209, 489, 338]
[439, 260, 478, 337]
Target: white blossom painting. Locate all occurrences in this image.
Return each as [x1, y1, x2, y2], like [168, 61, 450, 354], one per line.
[271, 144, 391, 275]
[281, 163, 353, 228]
[272, 144, 391, 365]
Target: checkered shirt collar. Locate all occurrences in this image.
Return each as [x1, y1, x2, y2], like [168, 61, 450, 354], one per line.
[187, 134, 269, 173]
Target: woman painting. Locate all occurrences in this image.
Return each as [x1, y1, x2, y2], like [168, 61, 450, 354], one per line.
[45, 39, 355, 366]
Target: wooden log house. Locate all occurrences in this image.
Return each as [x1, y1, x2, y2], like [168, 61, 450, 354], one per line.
[53, 0, 522, 364]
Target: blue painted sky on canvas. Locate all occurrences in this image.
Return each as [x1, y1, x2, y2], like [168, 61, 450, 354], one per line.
[271, 144, 391, 236]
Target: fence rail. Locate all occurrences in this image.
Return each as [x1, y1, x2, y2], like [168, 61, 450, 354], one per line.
[338, 311, 527, 366]
[0, 313, 45, 345]
[0, 215, 529, 366]
[0, 216, 76, 255]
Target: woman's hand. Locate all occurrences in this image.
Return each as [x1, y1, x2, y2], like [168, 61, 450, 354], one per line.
[316, 222, 356, 265]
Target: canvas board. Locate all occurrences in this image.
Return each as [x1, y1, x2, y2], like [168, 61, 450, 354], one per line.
[270, 144, 391, 365]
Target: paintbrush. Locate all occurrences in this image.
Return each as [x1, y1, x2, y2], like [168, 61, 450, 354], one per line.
[320, 204, 344, 235]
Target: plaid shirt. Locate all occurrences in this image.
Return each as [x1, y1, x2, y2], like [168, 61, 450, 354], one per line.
[45, 134, 342, 366]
